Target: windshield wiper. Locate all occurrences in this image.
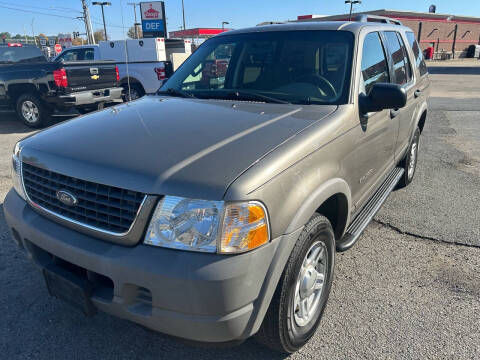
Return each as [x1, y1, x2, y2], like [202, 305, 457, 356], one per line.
[158, 88, 197, 99]
[227, 91, 290, 104]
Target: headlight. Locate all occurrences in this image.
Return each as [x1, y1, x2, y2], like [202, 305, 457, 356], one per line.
[11, 142, 26, 200]
[144, 197, 270, 254]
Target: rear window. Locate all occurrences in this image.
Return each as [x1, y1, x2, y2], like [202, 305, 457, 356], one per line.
[406, 32, 428, 76]
[0, 46, 45, 64]
[383, 31, 409, 85]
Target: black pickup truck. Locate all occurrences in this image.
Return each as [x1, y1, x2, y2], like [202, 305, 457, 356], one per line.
[0, 43, 122, 127]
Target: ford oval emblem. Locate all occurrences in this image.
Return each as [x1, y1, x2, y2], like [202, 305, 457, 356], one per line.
[56, 190, 78, 207]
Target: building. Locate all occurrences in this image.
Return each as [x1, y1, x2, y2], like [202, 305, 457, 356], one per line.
[169, 28, 230, 40]
[296, 9, 480, 58]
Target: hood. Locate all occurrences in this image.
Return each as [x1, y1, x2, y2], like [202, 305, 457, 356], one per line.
[21, 96, 336, 199]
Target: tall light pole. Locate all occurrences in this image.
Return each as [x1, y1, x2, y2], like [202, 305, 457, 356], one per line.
[345, 0, 361, 21]
[127, 2, 140, 38]
[222, 21, 229, 30]
[30, 18, 36, 46]
[92, 2, 111, 41]
[181, 0, 186, 30]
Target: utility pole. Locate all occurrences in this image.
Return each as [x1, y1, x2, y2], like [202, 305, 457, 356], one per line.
[181, 0, 186, 30]
[23, 24, 28, 44]
[81, 0, 95, 44]
[127, 2, 140, 38]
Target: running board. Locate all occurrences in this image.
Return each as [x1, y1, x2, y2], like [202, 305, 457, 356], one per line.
[337, 167, 404, 252]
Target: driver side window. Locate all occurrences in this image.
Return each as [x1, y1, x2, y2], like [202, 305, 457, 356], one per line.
[361, 32, 390, 94]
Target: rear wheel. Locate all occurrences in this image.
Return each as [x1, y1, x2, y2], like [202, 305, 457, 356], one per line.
[255, 214, 335, 353]
[122, 83, 144, 102]
[397, 127, 420, 189]
[16, 93, 52, 128]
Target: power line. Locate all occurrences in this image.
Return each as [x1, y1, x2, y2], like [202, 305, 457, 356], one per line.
[0, 4, 79, 20]
[0, 1, 82, 14]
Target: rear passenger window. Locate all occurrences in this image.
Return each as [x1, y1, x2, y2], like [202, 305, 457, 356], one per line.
[361, 32, 389, 94]
[384, 31, 409, 85]
[406, 32, 428, 76]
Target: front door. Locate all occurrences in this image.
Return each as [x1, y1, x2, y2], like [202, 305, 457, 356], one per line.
[351, 31, 397, 210]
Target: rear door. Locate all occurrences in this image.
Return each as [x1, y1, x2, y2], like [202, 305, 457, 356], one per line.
[352, 31, 397, 209]
[382, 31, 418, 159]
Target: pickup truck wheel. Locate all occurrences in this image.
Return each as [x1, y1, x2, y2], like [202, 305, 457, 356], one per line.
[255, 214, 335, 353]
[16, 93, 51, 128]
[122, 84, 144, 102]
[397, 127, 420, 189]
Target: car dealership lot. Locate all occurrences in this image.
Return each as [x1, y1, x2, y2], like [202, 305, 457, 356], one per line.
[0, 62, 479, 359]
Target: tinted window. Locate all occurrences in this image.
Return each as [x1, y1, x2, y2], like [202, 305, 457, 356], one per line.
[396, 33, 413, 81]
[384, 31, 408, 85]
[406, 32, 428, 76]
[57, 48, 94, 62]
[0, 46, 45, 63]
[361, 32, 389, 94]
[163, 31, 354, 105]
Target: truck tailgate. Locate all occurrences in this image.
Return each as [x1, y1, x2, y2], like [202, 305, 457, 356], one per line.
[63, 61, 117, 92]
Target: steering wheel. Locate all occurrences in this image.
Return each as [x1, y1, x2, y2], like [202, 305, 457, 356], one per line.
[294, 74, 337, 98]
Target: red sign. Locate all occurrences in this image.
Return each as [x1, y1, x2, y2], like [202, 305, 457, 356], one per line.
[144, 4, 160, 19]
[54, 44, 62, 54]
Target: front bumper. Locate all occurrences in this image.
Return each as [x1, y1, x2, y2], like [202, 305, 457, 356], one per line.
[49, 87, 123, 107]
[4, 189, 301, 343]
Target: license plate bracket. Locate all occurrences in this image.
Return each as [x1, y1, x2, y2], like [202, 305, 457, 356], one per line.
[43, 264, 97, 317]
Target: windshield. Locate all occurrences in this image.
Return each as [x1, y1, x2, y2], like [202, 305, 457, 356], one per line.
[161, 30, 354, 105]
[0, 46, 46, 64]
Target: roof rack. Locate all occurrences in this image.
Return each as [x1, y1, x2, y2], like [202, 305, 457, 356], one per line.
[354, 14, 403, 26]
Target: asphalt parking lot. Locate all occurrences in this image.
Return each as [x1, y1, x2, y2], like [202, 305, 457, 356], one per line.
[0, 61, 479, 359]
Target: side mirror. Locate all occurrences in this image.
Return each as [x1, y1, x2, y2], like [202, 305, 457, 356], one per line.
[359, 83, 407, 114]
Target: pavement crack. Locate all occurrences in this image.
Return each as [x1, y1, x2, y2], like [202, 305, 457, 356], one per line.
[372, 219, 479, 249]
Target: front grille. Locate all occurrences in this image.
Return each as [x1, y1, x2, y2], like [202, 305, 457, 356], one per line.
[22, 163, 146, 234]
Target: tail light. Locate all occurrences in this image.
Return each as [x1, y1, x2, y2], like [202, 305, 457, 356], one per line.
[53, 68, 68, 88]
[115, 66, 120, 82]
[7, 43, 22, 47]
[154, 65, 166, 81]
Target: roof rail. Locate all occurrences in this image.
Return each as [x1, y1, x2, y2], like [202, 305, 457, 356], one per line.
[354, 14, 403, 26]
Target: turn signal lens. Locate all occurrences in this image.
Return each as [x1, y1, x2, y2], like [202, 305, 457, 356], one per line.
[220, 202, 269, 253]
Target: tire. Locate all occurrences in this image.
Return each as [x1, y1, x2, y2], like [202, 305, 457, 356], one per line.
[122, 83, 144, 102]
[397, 127, 420, 189]
[255, 214, 335, 353]
[15, 93, 52, 128]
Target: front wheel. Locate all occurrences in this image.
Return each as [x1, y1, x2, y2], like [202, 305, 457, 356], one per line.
[16, 93, 51, 128]
[255, 214, 335, 353]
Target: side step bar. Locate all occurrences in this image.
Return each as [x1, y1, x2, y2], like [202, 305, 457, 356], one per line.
[337, 167, 404, 252]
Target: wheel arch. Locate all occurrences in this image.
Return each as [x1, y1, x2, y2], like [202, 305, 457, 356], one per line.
[415, 102, 428, 134]
[285, 178, 352, 240]
[7, 83, 39, 104]
[120, 76, 145, 93]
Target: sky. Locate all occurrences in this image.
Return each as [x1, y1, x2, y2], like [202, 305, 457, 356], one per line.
[1, 0, 480, 40]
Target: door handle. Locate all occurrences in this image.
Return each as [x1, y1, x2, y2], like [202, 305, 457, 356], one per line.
[414, 89, 422, 98]
[390, 108, 400, 118]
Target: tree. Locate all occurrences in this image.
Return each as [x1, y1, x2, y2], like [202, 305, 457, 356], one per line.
[72, 38, 84, 46]
[93, 29, 106, 42]
[127, 25, 142, 39]
[0, 32, 11, 39]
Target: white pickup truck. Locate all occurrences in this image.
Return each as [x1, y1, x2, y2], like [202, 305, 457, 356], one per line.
[54, 38, 192, 101]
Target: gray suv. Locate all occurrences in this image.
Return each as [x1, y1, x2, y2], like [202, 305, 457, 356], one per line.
[5, 19, 429, 353]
